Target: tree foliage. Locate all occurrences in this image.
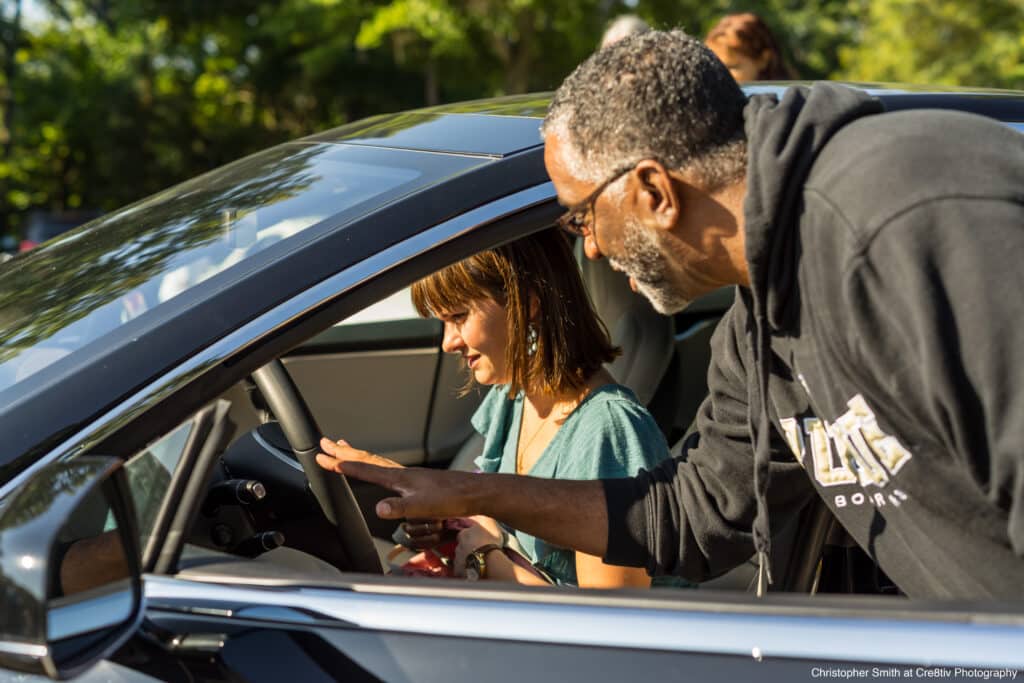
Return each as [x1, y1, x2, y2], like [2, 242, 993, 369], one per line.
[0, 0, 1019, 237]
[838, 0, 1024, 88]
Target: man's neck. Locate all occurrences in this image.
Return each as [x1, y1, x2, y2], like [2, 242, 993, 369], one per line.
[715, 177, 750, 289]
[676, 174, 750, 290]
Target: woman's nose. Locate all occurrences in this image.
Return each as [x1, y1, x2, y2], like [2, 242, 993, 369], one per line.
[441, 323, 463, 354]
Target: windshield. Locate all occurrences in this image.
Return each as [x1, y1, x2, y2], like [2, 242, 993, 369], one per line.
[0, 142, 485, 394]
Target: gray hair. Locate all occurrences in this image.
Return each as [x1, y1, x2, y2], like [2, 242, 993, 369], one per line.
[600, 15, 650, 49]
[542, 29, 748, 192]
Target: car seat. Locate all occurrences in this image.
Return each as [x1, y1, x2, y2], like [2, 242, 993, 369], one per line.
[575, 242, 678, 432]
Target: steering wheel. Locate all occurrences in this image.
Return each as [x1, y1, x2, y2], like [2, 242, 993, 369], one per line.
[250, 359, 382, 574]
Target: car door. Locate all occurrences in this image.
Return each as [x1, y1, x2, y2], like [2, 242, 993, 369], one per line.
[133, 572, 1024, 683]
[5, 427, 1022, 683]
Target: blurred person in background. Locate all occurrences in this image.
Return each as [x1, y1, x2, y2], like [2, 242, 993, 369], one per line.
[705, 12, 796, 82]
[600, 14, 650, 49]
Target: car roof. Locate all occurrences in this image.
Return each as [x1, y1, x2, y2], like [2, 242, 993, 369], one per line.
[295, 83, 1024, 156]
[302, 111, 545, 157]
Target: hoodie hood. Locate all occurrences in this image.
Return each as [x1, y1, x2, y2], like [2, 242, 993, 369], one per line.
[744, 84, 884, 330]
[741, 84, 883, 592]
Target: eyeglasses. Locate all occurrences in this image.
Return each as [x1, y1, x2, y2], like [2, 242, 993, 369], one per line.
[555, 163, 636, 237]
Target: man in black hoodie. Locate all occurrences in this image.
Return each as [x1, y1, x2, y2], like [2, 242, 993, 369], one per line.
[318, 30, 1024, 598]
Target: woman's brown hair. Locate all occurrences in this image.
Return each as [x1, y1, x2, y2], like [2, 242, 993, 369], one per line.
[411, 230, 619, 398]
[705, 13, 796, 81]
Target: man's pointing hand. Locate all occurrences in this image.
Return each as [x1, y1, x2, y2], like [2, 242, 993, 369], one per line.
[316, 437, 476, 520]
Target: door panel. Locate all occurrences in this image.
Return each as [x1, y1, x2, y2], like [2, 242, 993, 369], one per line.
[270, 288, 445, 466]
[284, 300, 487, 468]
[153, 614, 1007, 683]
[141, 576, 1024, 683]
[219, 627, 825, 683]
[283, 347, 437, 466]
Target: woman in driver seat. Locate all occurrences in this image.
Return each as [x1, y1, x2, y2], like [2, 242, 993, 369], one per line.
[318, 229, 675, 588]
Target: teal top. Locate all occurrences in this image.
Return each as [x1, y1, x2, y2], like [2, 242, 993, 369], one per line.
[471, 383, 672, 586]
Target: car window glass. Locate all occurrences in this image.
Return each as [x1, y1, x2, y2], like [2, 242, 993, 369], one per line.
[120, 420, 193, 549]
[335, 287, 419, 326]
[0, 144, 484, 397]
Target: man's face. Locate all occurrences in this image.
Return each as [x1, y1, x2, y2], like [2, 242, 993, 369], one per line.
[610, 214, 692, 314]
[544, 134, 692, 314]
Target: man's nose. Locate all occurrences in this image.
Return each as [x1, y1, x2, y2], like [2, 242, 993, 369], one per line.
[583, 233, 604, 260]
[441, 323, 463, 354]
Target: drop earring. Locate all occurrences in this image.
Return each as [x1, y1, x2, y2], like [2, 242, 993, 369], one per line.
[527, 324, 538, 356]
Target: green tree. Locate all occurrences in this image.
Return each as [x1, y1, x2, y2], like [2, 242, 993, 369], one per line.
[0, 0, 422, 235]
[355, 0, 635, 101]
[837, 0, 1024, 88]
[2, 0, 1023, 241]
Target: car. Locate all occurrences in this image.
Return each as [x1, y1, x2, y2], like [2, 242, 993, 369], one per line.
[0, 83, 1023, 683]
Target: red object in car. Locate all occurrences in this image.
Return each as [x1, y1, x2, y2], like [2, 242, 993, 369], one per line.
[398, 518, 475, 578]
[400, 541, 460, 578]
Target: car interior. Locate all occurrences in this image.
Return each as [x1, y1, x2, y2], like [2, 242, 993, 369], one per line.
[108, 223, 890, 599]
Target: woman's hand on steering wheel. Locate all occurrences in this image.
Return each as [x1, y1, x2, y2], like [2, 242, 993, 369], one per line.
[317, 437, 404, 471]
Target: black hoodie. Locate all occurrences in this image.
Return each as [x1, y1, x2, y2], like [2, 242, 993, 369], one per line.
[602, 84, 1024, 599]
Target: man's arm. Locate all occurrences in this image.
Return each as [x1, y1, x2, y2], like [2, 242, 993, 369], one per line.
[601, 299, 817, 581]
[317, 439, 610, 557]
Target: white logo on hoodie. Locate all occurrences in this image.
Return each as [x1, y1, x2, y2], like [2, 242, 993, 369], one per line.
[781, 394, 914, 492]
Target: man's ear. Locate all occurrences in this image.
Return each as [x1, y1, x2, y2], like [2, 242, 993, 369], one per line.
[632, 159, 680, 232]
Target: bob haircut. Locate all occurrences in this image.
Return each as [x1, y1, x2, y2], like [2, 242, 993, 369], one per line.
[411, 229, 619, 398]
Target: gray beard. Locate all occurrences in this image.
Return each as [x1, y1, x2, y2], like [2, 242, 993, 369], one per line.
[608, 216, 691, 315]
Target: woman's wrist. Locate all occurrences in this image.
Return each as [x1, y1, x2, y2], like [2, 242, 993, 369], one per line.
[477, 545, 516, 581]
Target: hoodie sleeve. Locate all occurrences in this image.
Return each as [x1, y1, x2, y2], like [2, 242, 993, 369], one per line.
[602, 301, 817, 581]
[845, 195, 1024, 559]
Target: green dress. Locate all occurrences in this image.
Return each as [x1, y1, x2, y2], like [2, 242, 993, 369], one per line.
[471, 383, 680, 586]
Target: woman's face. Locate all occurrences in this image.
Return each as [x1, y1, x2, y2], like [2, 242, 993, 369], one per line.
[438, 297, 510, 386]
[707, 35, 769, 83]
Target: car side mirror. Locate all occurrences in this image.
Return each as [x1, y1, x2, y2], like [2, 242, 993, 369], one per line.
[0, 456, 143, 679]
